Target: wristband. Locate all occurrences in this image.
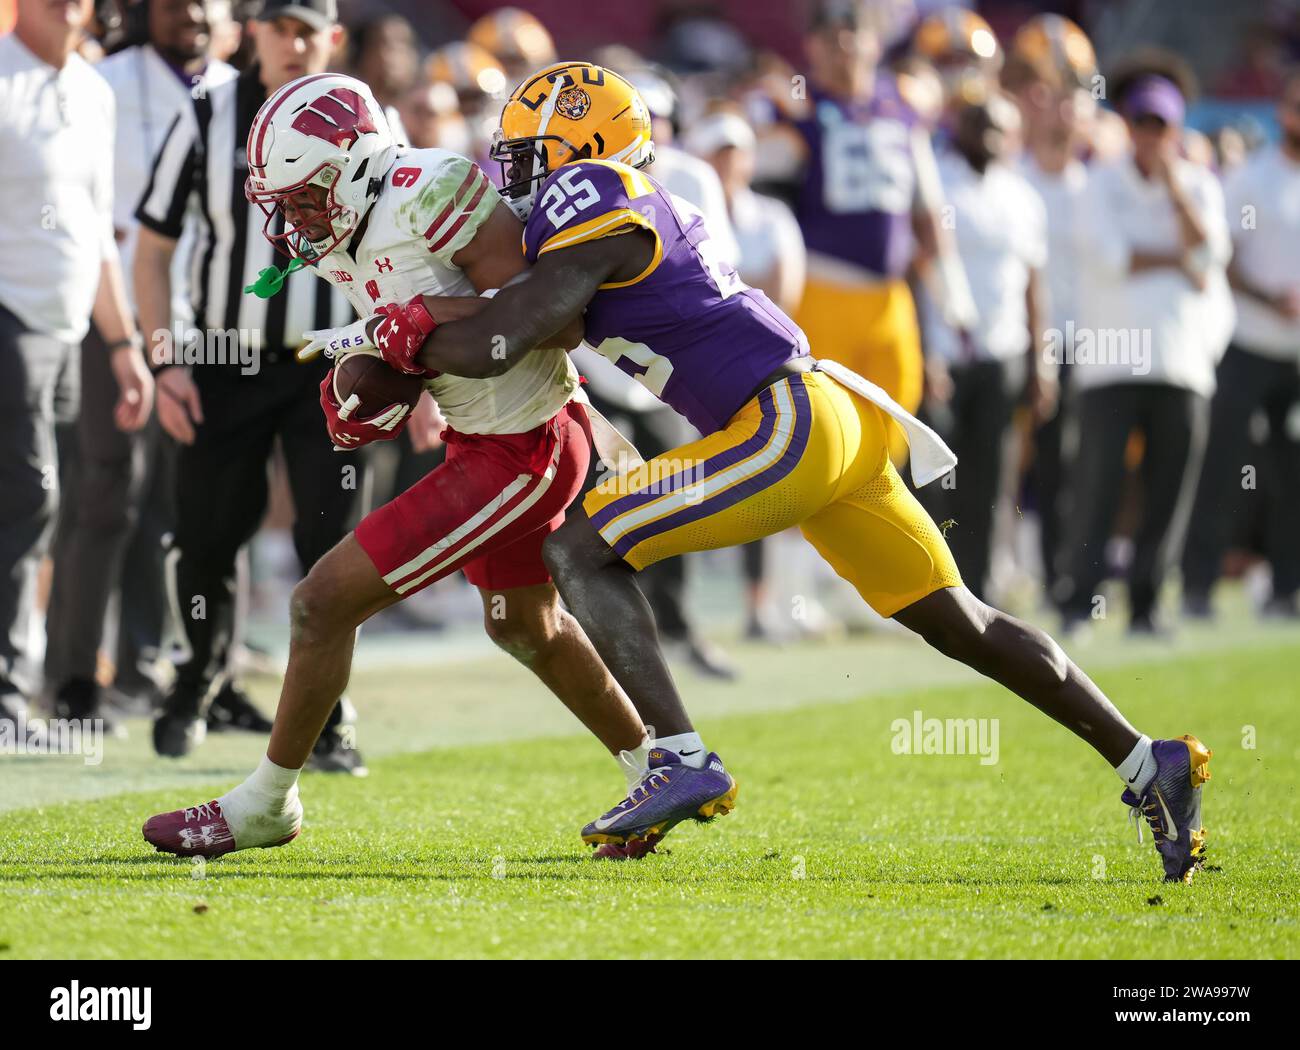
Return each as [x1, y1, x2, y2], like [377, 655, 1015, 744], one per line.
[105, 334, 143, 353]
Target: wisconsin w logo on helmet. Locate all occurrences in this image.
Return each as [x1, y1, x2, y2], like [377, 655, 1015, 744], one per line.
[493, 62, 654, 219]
[245, 74, 398, 263]
[290, 87, 379, 150]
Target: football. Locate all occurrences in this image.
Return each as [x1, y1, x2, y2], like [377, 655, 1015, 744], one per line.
[332, 351, 424, 418]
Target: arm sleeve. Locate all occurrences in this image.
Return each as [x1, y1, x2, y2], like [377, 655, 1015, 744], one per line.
[96, 85, 118, 260]
[135, 106, 200, 240]
[1078, 167, 1129, 283]
[522, 161, 658, 262]
[1021, 181, 1049, 271]
[1193, 169, 1233, 268]
[393, 154, 498, 266]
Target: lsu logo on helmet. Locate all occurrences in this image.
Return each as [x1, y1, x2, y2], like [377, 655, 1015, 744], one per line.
[491, 62, 653, 219]
[555, 86, 591, 120]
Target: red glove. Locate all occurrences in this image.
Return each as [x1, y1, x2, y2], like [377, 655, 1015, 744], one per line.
[373, 295, 438, 376]
[319, 371, 411, 450]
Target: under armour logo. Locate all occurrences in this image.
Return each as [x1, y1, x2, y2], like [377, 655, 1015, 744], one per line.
[178, 825, 226, 847]
[375, 258, 394, 273]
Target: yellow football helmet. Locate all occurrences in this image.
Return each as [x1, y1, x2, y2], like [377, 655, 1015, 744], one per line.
[467, 7, 557, 78]
[913, 7, 1001, 68]
[493, 62, 654, 218]
[424, 42, 507, 111]
[1009, 14, 1097, 89]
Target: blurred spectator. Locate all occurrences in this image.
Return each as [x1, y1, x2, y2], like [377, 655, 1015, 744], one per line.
[685, 108, 807, 640]
[625, 63, 740, 265]
[0, 0, 153, 730]
[1182, 69, 1300, 620]
[398, 79, 466, 152]
[1010, 17, 1096, 592]
[44, 0, 237, 725]
[1056, 71, 1233, 635]
[921, 92, 1049, 602]
[911, 4, 1002, 118]
[1209, 124, 1248, 174]
[685, 110, 806, 313]
[466, 5, 554, 87]
[346, 12, 416, 111]
[423, 40, 506, 167]
[761, 1, 937, 469]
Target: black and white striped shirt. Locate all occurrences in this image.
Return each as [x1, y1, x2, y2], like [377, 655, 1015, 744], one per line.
[136, 65, 353, 353]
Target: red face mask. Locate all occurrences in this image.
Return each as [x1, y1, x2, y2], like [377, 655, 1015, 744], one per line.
[245, 163, 353, 261]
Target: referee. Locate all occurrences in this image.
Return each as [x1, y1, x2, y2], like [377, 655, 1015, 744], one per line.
[133, 0, 363, 769]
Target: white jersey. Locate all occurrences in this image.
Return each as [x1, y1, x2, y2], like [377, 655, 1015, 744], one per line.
[317, 147, 578, 435]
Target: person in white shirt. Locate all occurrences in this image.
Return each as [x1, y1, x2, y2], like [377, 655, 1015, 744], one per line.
[1016, 72, 1094, 595]
[1056, 72, 1232, 635]
[568, 65, 739, 679]
[43, 0, 237, 730]
[922, 92, 1051, 602]
[0, 0, 153, 729]
[1183, 71, 1300, 619]
[685, 109, 808, 640]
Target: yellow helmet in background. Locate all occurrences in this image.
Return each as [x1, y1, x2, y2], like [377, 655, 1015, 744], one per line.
[1009, 13, 1097, 90]
[493, 62, 654, 218]
[424, 41, 508, 111]
[914, 7, 1001, 68]
[468, 7, 557, 78]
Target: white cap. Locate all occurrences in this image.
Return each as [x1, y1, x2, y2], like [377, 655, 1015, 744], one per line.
[682, 112, 756, 158]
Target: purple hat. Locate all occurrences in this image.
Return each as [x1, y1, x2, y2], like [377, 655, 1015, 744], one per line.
[1122, 74, 1185, 126]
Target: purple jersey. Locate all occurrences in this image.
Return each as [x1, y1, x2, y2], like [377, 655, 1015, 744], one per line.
[790, 78, 918, 278]
[523, 160, 808, 434]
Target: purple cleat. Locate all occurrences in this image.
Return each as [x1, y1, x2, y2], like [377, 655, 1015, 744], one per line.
[1122, 735, 1212, 883]
[584, 748, 738, 858]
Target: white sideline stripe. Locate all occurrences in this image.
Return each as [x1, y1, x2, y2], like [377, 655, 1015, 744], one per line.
[599, 381, 797, 548]
[385, 442, 563, 594]
[394, 461, 558, 595]
[383, 475, 530, 585]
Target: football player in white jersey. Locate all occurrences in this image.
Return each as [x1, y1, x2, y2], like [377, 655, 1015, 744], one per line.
[142, 74, 651, 858]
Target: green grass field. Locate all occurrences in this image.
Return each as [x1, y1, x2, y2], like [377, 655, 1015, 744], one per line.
[2, 616, 1297, 959]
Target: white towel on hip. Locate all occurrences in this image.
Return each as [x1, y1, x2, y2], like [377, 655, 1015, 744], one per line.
[814, 358, 957, 487]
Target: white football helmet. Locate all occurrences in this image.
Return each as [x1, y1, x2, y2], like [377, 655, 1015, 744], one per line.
[245, 73, 398, 261]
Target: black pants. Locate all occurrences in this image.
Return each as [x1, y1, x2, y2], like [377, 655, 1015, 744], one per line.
[114, 421, 178, 694]
[1056, 382, 1209, 622]
[1181, 344, 1300, 602]
[169, 357, 363, 700]
[920, 357, 1024, 601]
[582, 391, 695, 643]
[45, 325, 157, 689]
[1028, 365, 1071, 591]
[0, 301, 78, 701]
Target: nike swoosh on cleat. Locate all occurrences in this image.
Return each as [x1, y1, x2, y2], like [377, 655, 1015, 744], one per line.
[678, 749, 701, 756]
[1153, 786, 1179, 842]
[594, 796, 651, 831]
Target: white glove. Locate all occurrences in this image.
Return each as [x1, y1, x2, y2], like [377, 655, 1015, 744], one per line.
[298, 315, 379, 362]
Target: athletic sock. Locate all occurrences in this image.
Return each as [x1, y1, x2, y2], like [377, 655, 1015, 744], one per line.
[1115, 735, 1156, 794]
[655, 731, 708, 769]
[218, 754, 303, 844]
[616, 737, 653, 793]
